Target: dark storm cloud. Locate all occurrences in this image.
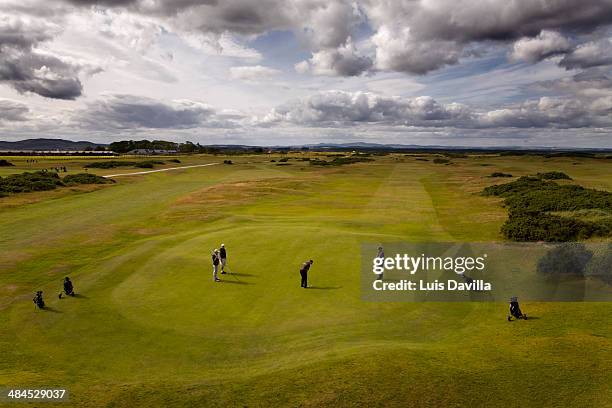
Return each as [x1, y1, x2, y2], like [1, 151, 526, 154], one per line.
[0, 99, 28, 122]
[365, 0, 612, 74]
[78, 95, 240, 129]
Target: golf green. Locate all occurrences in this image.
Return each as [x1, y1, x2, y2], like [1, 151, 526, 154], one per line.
[1, 154, 611, 407]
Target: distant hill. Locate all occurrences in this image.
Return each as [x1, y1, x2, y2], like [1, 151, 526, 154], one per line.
[0, 138, 105, 151]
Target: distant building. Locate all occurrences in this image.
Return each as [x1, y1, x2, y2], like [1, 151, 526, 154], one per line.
[0, 150, 116, 156]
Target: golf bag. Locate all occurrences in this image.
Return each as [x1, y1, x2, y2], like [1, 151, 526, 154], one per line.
[33, 292, 45, 309]
[59, 278, 74, 299]
[508, 297, 527, 321]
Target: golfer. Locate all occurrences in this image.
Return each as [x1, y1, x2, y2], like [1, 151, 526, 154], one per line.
[300, 260, 313, 288]
[219, 244, 227, 274]
[212, 249, 221, 282]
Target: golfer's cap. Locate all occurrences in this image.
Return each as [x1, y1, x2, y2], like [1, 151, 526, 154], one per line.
[510, 296, 518, 302]
[221, 244, 224, 247]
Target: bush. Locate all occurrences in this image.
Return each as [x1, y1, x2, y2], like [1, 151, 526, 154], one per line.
[0, 159, 14, 167]
[278, 158, 289, 162]
[588, 244, 612, 285]
[168, 159, 181, 163]
[63, 173, 114, 185]
[310, 157, 374, 166]
[85, 161, 137, 169]
[223, 160, 233, 165]
[134, 160, 165, 168]
[537, 171, 572, 180]
[0, 171, 64, 194]
[433, 158, 450, 164]
[489, 172, 513, 177]
[537, 243, 593, 276]
[483, 175, 612, 242]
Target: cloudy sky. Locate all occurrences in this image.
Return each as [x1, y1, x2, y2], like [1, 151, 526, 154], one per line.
[0, 0, 611, 147]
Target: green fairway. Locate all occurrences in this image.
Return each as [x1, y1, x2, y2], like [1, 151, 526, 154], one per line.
[1, 154, 611, 407]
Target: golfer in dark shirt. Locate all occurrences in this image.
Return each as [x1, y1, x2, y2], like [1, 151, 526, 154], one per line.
[212, 250, 221, 282]
[300, 260, 313, 288]
[219, 244, 227, 274]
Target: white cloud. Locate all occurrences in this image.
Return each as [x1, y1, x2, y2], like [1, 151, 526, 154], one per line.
[511, 30, 571, 63]
[230, 65, 281, 81]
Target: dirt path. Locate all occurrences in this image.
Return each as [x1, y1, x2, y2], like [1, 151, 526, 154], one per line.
[103, 163, 220, 178]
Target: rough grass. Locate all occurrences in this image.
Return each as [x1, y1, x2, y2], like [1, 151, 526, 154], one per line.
[0, 154, 611, 407]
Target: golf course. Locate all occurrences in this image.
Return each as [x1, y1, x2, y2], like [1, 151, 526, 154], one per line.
[1, 153, 611, 407]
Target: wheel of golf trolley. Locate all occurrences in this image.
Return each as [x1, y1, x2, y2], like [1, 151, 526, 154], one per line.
[507, 315, 512, 321]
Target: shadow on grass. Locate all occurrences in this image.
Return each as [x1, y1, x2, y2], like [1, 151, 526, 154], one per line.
[43, 306, 62, 313]
[221, 280, 253, 285]
[306, 286, 342, 290]
[73, 294, 89, 299]
[228, 272, 257, 277]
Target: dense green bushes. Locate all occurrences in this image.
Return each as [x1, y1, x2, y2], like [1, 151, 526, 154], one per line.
[0, 171, 114, 196]
[482, 174, 612, 241]
[85, 161, 138, 169]
[310, 157, 374, 166]
[0, 171, 64, 194]
[537, 171, 571, 180]
[537, 243, 593, 276]
[134, 160, 165, 168]
[0, 159, 14, 166]
[489, 172, 513, 177]
[63, 173, 114, 185]
[85, 160, 165, 169]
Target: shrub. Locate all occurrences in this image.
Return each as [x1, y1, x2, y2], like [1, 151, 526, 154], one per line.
[63, 173, 114, 185]
[168, 159, 181, 163]
[0, 171, 64, 194]
[483, 175, 612, 241]
[85, 161, 137, 169]
[278, 157, 289, 162]
[0, 159, 14, 167]
[310, 157, 373, 166]
[134, 160, 164, 168]
[537, 243, 593, 276]
[433, 158, 450, 164]
[537, 171, 572, 180]
[223, 160, 233, 165]
[587, 244, 612, 285]
[489, 172, 513, 177]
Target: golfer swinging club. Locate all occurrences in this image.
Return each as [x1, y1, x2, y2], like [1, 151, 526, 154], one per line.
[300, 260, 314, 288]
